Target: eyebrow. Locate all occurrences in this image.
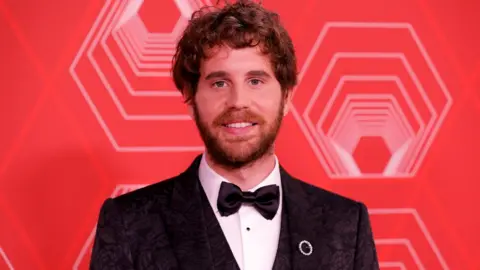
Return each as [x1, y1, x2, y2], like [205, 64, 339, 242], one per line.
[204, 70, 273, 80]
[246, 70, 272, 79]
[204, 71, 228, 81]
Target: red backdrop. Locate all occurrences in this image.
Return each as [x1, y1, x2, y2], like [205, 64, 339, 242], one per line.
[0, 0, 479, 269]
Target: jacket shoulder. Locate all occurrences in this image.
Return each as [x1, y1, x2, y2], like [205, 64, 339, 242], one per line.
[293, 177, 364, 210]
[109, 174, 180, 212]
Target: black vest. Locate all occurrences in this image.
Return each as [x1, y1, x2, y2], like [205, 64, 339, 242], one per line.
[198, 182, 293, 269]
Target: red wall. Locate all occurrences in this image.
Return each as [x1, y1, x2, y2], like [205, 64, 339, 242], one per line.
[0, 0, 479, 269]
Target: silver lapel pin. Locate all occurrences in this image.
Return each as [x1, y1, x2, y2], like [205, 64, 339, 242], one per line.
[298, 240, 313, 256]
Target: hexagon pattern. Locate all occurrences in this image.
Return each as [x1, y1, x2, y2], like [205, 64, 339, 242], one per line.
[69, 0, 212, 152]
[369, 208, 449, 269]
[0, 247, 14, 270]
[0, 0, 478, 269]
[291, 22, 452, 179]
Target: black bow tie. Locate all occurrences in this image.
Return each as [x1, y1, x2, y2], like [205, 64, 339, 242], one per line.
[217, 182, 280, 220]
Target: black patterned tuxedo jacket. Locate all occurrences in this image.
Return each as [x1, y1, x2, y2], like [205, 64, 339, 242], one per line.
[89, 155, 379, 270]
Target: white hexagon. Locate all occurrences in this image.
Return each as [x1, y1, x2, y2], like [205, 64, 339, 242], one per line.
[70, 0, 213, 152]
[329, 95, 416, 144]
[370, 208, 449, 270]
[327, 103, 413, 176]
[311, 75, 424, 177]
[291, 22, 453, 179]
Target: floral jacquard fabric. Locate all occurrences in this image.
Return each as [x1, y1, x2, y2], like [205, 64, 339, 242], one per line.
[89, 155, 379, 270]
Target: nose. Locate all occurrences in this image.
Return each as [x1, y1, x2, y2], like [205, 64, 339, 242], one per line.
[226, 86, 250, 108]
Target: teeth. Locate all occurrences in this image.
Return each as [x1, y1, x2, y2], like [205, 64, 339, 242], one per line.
[225, 122, 253, 128]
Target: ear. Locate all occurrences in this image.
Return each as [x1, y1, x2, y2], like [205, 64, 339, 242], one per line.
[186, 96, 195, 120]
[187, 104, 194, 119]
[282, 89, 293, 116]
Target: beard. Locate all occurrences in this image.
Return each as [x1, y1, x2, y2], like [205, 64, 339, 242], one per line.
[192, 100, 285, 169]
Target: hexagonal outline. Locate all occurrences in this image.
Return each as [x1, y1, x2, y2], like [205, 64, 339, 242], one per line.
[107, 0, 212, 81]
[332, 104, 411, 146]
[291, 22, 453, 179]
[317, 75, 424, 139]
[114, 0, 187, 44]
[0, 247, 14, 270]
[72, 0, 197, 96]
[114, 8, 189, 66]
[379, 262, 406, 270]
[85, 0, 182, 103]
[115, 18, 181, 69]
[335, 130, 394, 177]
[314, 76, 424, 176]
[369, 208, 449, 270]
[305, 53, 436, 178]
[114, 17, 178, 73]
[114, 0, 206, 35]
[70, 0, 206, 152]
[332, 107, 395, 146]
[328, 94, 416, 147]
[73, 184, 147, 270]
[376, 238, 425, 269]
[127, 15, 181, 49]
[78, 0, 196, 113]
[334, 108, 395, 150]
[343, 108, 408, 155]
[327, 99, 417, 177]
[110, 2, 185, 78]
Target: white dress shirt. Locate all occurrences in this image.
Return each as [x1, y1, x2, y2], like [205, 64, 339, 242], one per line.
[198, 153, 282, 270]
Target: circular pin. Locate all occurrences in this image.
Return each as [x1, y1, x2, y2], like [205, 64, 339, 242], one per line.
[298, 240, 313, 256]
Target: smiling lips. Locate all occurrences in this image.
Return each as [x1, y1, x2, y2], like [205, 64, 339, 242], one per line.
[221, 121, 258, 136]
[223, 122, 257, 128]
[215, 109, 262, 136]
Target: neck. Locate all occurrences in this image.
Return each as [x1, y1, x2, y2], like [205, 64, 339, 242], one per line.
[205, 152, 277, 191]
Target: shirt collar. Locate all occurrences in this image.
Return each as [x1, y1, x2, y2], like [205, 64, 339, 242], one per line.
[198, 153, 282, 213]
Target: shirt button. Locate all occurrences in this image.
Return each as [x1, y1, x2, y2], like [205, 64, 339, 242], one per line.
[246, 227, 250, 231]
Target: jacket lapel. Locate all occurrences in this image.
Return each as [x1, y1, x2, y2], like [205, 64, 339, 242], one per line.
[168, 156, 329, 270]
[168, 155, 239, 270]
[271, 201, 292, 270]
[199, 183, 240, 270]
[278, 166, 327, 270]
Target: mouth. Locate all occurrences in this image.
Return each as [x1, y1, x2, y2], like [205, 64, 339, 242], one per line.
[222, 122, 258, 128]
[220, 121, 259, 137]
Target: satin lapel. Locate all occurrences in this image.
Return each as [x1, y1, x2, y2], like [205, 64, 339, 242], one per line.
[272, 203, 292, 270]
[199, 182, 240, 270]
[169, 154, 239, 270]
[279, 167, 327, 270]
[167, 155, 214, 270]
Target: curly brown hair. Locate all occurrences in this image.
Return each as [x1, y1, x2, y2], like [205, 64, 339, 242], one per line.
[171, 0, 298, 103]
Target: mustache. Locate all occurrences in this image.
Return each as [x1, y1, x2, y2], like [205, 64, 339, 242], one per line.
[213, 108, 265, 125]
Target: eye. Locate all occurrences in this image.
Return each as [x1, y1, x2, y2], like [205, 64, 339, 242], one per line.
[212, 81, 227, 88]
[249, 78, 263, 86]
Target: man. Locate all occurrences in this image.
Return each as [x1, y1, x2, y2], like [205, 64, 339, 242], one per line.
[89, 1, 379, 269]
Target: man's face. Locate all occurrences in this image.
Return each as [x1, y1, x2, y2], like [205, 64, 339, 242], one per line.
[191, 46, 291, 168]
